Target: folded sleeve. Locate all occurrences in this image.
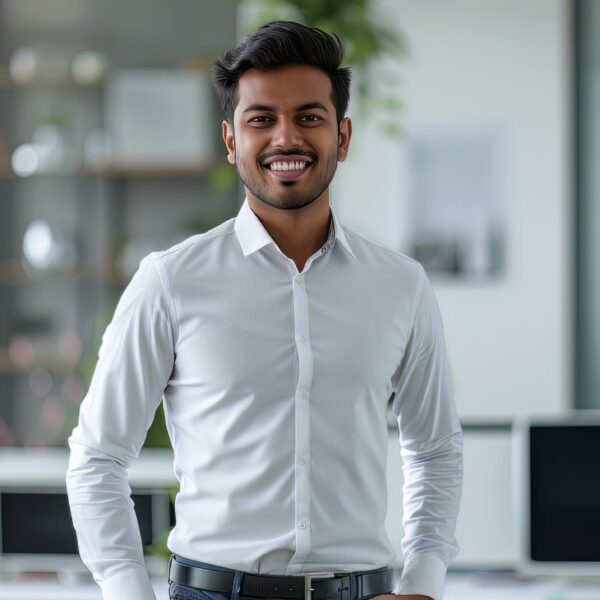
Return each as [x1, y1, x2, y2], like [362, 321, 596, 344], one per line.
[390, 264, 463, 600]
[66, 253, 176, 600]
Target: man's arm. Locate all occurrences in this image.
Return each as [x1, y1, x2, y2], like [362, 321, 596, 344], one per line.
[66, 254, 176, 600]
[389, 265, 463, 600]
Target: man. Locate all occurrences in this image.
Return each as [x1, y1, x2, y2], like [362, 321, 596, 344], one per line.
[66, 20, 462, 600]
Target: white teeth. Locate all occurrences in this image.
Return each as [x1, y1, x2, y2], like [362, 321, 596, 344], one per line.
[269, 161, 307, 171]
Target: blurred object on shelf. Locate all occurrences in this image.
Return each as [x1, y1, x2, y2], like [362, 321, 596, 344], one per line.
[21, 219, 78, 273]
[8, 335, 34, 370]
[82, 128, 113, 171]
[9, 47, 40, 84]
[12, 124, 64, 176]
[0, 131, 10, 173]
[31, 123, 70, 169]
[39, 395, 66, 432]
[8, 332, 79, 373]
[61, 375, 85, 406]
[11, 123, 77, 177]
[0, 415, 16, 446]
[70, 50, 110, 86]
[9, 46, 70, 85]
[58, 333, 83, 366]
[105, 69, 216, 167]
[28, 368, 54, 399]
[11, 144, 38, 177]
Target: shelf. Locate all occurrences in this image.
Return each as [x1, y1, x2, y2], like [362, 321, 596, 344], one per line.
[0, 346, 79, 375]
[0, 259, 126, 286]
[0, 161, 224, 180]
[0, 67, 101, 91]
[0, 347, 14, 373]
[85, 161, 223, 177]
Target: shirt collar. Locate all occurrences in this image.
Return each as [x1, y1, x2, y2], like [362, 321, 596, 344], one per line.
[234, 198, 356, 260]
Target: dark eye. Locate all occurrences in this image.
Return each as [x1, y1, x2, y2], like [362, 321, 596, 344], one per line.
[249, 116, 273, 125]
[299, 115, 322, 123]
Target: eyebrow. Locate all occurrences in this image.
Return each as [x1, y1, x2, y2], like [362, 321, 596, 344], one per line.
[242, 101, 329, 114]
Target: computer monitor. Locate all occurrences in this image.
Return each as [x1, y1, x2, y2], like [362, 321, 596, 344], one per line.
[0, 486, 171, 575]
[513, 411, 600, 577]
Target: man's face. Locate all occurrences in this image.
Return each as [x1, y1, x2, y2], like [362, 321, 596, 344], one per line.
[222, 64, 351, 211]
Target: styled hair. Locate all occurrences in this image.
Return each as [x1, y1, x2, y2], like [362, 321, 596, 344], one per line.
[211, 20, 351, 125]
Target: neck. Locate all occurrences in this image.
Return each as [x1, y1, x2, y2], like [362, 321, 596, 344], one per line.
[246, 193, 331, 271]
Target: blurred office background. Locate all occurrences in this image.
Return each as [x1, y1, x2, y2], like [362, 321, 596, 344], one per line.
[0, 0, 598, 597]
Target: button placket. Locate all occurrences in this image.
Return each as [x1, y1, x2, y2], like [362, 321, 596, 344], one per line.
[291, 272, 314, 564]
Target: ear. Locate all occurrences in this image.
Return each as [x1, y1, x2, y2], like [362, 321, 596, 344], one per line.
[222, 120, 236, 164]
[337, 116, 352, 162]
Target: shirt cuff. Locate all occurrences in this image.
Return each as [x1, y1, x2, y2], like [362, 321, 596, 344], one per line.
[97, 566, 156, 600]
[393, 554, 447, 600]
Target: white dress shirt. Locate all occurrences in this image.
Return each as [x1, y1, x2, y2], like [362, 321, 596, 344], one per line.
[66, 198, 463, 600]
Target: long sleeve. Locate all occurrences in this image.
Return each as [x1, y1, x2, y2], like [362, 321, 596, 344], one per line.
[66, 254, 176, 600]
[390, 265, 463, 600]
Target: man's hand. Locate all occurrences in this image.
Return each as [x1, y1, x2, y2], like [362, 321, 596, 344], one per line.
[372, 595, 433, 600]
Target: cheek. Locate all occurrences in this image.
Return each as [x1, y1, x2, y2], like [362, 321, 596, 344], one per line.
[235, 137, 262, 164]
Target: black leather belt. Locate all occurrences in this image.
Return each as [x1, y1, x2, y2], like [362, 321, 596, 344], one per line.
[168, 556, 393, 600]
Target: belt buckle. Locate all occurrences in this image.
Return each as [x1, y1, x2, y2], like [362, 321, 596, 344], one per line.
[305, 572, 335, 600]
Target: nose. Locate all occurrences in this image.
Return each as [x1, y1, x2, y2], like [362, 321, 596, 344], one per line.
[271, 117, 303, 149]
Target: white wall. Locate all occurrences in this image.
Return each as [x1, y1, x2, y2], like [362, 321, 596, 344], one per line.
[385, 429, 516, 569]
[333, 0, 573, 422]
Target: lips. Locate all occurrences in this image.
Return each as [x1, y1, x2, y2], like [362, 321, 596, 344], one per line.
[266, 166, 311, 180]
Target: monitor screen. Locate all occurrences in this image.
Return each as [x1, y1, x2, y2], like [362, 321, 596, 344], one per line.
[529, 424, 600, 562]
[0, 488, 162, 555]
[514, 412, 600, 577]
[0, 486, 172, 575]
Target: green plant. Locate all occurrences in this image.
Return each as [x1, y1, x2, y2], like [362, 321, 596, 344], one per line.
[144, 485, 179, 558]
[242, 0, 404, 66]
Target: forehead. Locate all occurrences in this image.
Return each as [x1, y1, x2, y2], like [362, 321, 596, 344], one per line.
[235, 64, 334, 114]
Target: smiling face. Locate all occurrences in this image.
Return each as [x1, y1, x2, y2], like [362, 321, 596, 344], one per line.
[222, 64, 351, 211]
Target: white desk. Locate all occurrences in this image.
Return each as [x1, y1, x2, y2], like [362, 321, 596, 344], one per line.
[444, 572, 600, 599]
[1, 573, 599, 600]
[0, 577, 168, 599]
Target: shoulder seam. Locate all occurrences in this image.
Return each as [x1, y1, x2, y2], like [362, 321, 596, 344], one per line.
[149, 255, 180, 345]
[407, 264, 426, 338]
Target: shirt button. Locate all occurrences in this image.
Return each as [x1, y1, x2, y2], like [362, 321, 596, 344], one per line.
[298, 520, 307, 530]
[298, 458, 306, 466]
[295, 275, 304, 286]
[296, 334, 306, 343]
[298, 389, 308, 400]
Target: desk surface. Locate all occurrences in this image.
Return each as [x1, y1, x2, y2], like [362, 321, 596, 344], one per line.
[0, 573, 599, 600]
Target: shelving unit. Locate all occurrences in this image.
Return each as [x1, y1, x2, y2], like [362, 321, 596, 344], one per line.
[0, 63, 238, 448]
[0, 162, 226, 179]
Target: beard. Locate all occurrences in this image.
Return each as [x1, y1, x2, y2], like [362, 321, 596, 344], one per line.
[236, 148, 339, 211]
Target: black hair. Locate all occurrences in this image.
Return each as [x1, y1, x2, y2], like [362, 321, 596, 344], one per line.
[211, 20, 351, 125]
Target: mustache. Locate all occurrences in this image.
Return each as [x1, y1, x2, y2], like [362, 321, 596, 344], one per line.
[259, 149, 317, 162]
